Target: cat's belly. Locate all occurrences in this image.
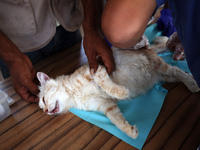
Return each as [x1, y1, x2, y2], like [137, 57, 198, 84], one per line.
[111, 69, 157, 98]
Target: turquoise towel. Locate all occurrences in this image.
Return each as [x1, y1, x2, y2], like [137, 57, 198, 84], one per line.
[70, 24, 190, 149]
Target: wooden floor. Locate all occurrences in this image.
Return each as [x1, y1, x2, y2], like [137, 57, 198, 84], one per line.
[0, 43, 200, 150]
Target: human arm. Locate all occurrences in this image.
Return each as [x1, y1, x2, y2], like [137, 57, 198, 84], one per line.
[0, 30, 39, 102]
[81, 0, 115, 75]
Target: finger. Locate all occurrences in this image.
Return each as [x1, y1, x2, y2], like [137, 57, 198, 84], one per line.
[16, 87, 39, 102]
[105, 60, 115, 74]
[99, 57, 115, 74]
[27, 94, 39, 103]
[24, 80, 40, 95]
[106, 65, 115, 74]
[26, 94, 39, 103]
[89, 62, 98, 75]
[86, 51, 98, 75]
[99, 51, 115, 74]
[97, 54, 115, 74]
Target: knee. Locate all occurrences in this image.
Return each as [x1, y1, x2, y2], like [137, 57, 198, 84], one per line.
[101, 13, 145, 48]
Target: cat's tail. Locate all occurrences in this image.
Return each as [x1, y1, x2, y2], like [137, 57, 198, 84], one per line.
[148, 36, 169, 53]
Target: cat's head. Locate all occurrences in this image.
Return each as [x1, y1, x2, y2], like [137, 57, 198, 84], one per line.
[37, 72, 70, 115]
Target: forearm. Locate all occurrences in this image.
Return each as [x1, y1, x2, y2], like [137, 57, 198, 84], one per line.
[0, 30, 24, 67]
[81, 0, 105, 36]
[81, 0, 115, 74]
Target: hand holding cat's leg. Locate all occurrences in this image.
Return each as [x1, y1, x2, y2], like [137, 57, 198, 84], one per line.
[94, 65, 129, 99]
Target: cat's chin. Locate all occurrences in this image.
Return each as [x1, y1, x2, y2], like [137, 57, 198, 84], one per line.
[46, 100, 60, 115]
[47, 112, 60, 115]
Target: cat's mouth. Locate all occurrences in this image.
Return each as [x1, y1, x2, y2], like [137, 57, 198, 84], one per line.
[46, 101, 59, 114]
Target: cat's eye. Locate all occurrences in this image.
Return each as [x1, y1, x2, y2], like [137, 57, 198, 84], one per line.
[42, 97, 46, 105]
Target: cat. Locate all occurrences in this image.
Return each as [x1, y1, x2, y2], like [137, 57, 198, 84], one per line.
[37, 37, 199, 139]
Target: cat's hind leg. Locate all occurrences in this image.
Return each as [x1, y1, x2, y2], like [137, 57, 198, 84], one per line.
[148, 36, 168, 53]
[94, 65, 129, 99]
[156, 58, 199, 93]
[98, 101, 138, 139]
[168, 66, 199, 92]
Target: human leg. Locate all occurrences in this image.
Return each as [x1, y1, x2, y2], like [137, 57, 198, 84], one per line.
[167, 0, 200, 87]
[101, 0, 157, 48]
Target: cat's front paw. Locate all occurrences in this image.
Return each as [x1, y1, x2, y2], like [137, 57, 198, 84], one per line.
[111, 86, 130, 100]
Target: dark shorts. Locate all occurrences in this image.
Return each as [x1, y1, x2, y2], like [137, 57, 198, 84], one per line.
[155, 0, 166, 9]
[0, 26, 82, 78]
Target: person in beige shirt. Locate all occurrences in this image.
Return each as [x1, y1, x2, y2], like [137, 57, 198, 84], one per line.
[0, 0, 116, 102]
[0, 0, 157, 103]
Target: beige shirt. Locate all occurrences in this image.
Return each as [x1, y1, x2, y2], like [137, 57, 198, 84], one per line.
[0, 0, 84, 52]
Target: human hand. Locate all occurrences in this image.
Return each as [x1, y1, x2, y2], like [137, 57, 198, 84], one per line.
[83, 32, 115, 75]
[166, 32, 185, 61]
[157, 9, 176, 37]
[9, 54, 39, 102]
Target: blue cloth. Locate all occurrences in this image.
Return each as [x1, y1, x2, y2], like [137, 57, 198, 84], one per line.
[70, 24, 191, 149]
[70, 85, 167, 149]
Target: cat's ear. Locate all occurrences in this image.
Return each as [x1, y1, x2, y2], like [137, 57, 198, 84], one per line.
[37, 72, 50, 85]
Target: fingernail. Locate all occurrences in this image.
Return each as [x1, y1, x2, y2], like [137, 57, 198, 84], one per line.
[90, 68, 95, 75]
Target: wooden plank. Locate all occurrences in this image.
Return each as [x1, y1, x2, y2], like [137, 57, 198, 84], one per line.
[162, 93, 200, 150]
[143, 84, 200, 149]
[162, 82, 179, 91]
[0, 78, 12, 90]
[83, 130, 113, 150]
[66, 125, 101, 150]
[144, 82, 194, 145]
[113, 141, 138, 150]
[47, 121, 94, 150]
[0, 103, 39, 135]
[180, 119, 200, 150]
[14, 113, 75, 149]
[31, 116, 84, 149]
[0, 109, 49, 149]
[100, 136, 121, 150]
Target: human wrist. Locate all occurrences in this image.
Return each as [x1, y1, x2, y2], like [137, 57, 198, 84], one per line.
[82, 0, 104, 38]
[0, 44, 25, 68]
[0, 30, 25, 67]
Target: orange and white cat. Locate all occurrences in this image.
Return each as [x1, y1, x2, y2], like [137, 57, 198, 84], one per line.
[37, 38, 199, 139]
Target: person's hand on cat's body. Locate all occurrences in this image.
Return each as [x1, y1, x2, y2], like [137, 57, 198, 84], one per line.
[83, 32, 115, 75]
[81, 0, 115, 75]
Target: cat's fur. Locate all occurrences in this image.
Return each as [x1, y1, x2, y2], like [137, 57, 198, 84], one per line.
[37, 37, 199, 139]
